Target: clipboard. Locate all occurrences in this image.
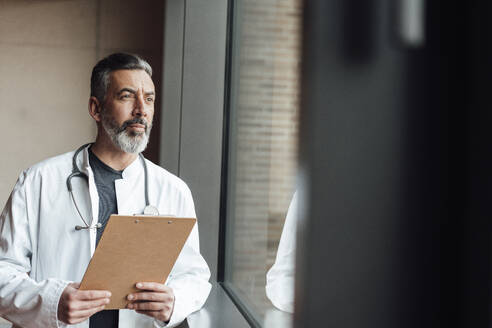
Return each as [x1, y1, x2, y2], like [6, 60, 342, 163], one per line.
[79, 214, 196, 309]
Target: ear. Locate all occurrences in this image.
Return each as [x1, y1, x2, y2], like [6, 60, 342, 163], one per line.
[88, 96, 103, 122]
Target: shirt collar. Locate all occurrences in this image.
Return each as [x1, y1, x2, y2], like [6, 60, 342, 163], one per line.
[77, 144, 143, 179]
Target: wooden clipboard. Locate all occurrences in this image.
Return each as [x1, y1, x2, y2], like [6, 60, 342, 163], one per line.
[79, 214, 196, 309]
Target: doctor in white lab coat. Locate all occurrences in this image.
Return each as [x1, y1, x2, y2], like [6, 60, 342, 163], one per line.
[0, 53, 211, 328]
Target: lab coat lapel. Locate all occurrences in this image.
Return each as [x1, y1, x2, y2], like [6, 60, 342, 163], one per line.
[115, 156, 146, 216]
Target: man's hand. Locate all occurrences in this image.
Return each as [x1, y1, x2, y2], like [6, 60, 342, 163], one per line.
[126, 282, 175, 323]
[57, 282, 111, 325]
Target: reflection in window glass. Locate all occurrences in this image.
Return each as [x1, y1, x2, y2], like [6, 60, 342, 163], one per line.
[224, 0, 302, 324]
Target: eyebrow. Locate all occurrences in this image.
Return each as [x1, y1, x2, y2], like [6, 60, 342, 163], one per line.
[117, 88, 137, 95]
[117, 88, 155, 96]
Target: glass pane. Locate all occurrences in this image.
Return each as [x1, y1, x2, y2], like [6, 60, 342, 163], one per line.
[224, 0, 302, 324]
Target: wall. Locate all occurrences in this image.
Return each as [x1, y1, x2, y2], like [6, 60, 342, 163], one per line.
[0, 0, 164, 206]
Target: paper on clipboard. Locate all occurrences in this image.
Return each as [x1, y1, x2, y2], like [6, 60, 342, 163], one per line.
[79, 214, 196, 309]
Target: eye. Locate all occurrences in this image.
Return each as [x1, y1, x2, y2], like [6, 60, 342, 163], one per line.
[119, 92, 134, 100]
[146, 97, 154, 102]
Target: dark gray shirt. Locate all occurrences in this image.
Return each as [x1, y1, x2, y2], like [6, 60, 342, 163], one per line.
[89, 148, 123, 244]
[88, 148, 121, 328]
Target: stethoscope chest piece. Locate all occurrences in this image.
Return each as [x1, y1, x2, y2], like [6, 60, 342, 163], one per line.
[143, 205, 159, 216]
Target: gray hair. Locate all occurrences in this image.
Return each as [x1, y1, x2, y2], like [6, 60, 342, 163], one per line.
[90, 53, 152, 103]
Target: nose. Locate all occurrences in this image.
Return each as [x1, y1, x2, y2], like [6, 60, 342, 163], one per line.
[133, 92, 147, 117]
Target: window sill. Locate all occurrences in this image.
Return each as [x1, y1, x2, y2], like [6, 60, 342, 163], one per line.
[186, 282, 251, 328]
[187, 282, 293, 328]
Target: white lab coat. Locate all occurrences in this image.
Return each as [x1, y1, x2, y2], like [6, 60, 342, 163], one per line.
[265, 191, 297, 313]
[0, 146, 211, 328]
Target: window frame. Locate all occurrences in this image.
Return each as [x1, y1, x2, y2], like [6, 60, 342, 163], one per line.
[217, 0, 264, 326]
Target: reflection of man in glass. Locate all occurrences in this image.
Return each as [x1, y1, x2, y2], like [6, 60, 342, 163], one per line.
[266, 191, 297, 313]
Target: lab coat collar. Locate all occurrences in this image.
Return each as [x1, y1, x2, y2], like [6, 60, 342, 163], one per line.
[120, 154, 142, 179]
[79, 144, 92, 177]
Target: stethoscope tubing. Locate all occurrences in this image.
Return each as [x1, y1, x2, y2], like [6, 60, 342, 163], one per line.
[67, 143, 154, 230]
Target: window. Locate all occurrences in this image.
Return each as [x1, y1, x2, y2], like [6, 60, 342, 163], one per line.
[221, 0, 302, 325]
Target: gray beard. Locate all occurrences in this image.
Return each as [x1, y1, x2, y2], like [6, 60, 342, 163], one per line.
[101, 113, 152, 154]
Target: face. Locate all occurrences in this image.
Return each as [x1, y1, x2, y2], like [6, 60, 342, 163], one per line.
[97, 69, 155, 153]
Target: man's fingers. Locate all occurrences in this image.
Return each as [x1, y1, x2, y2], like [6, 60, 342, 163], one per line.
[71, 298, 110, 311]
[58, 285, 111, 325]
[127, 292, 170, 302]
[128, 301, 166, 311]
[135, 282, 169, 292]
[75, 289, 112, 300]
[74, 305, 107, 319]
[68, 305, 106, 323]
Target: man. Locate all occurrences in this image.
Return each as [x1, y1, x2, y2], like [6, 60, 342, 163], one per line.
[0, 53, 211, 327]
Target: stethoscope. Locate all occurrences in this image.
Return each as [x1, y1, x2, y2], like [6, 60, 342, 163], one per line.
[67, 143, 160, 231]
